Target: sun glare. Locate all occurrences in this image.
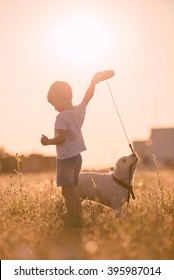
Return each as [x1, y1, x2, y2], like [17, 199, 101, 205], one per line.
[52, 16, 110, 66]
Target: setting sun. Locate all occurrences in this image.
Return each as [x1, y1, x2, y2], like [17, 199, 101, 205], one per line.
[51, 15, 110, 66]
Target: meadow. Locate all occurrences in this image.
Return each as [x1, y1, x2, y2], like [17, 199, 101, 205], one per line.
[0, 162, 174, 260]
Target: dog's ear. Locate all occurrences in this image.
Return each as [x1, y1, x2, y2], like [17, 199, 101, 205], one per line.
[110, 167, 114, 172]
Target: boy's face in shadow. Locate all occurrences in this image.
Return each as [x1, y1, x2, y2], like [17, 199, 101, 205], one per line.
[51, 95, 73, 112]
[51, 99, 64, 112]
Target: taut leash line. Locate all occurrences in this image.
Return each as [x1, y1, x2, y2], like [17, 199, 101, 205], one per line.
[106, 80, 134, 154]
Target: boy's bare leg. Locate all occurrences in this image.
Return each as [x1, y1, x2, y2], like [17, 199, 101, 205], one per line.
[62, 187, 82, 225]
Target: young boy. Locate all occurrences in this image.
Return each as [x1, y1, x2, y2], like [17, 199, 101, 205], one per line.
[41, 73, 102, 224]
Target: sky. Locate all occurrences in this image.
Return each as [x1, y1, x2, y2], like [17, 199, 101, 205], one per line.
[0, 0, 174, 168]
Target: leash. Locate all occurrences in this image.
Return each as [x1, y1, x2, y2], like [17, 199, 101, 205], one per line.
[106, 80, 134, 154]
[95, 70, 134, 153]
[105, 73, 137, 203]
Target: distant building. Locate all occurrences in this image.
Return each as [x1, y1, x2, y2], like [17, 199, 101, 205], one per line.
[133, 128, 174, 168]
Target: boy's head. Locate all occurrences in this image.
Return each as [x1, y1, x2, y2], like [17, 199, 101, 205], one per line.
[47, 81, 73, 111]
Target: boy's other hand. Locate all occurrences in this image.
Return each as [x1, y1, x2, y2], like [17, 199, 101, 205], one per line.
[41, 134, 49, 145]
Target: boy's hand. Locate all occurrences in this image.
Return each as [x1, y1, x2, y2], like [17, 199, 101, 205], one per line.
[41, 134, 49, 146]
[92, 70, 115, 84]
[91, 73, 101, 84]
[83, 70, 114, 105]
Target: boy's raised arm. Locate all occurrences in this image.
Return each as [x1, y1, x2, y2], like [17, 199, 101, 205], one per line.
[82, 73, 101, 105]
[82, 70, 115, 105]
[82, 80, 96, 105]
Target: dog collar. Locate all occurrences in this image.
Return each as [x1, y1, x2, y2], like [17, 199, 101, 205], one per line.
[112, 174, 135, 203]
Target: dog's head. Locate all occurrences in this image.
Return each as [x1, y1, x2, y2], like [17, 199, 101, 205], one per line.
[111, 153, 139, 185]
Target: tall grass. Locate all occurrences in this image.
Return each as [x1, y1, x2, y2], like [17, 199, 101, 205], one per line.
[0, 160, 174, 259]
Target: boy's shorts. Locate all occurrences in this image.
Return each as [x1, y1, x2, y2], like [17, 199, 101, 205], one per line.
[56, 154, 82, 187]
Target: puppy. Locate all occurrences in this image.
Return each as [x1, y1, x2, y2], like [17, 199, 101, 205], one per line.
[77, 153, 139, 217]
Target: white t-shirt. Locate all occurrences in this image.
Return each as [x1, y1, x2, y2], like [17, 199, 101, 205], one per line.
[54, 101, 87, 159]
